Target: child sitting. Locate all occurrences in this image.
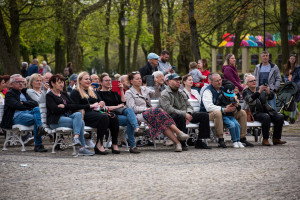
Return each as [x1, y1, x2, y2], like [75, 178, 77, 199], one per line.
[188, 61, 203, 93]
[216, 83, 244, 148]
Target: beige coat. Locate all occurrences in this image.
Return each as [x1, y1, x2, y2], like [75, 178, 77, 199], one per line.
[125, 86, 160, 122]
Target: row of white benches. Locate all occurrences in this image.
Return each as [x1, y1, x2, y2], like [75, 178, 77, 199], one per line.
[0, 99, 289, 154]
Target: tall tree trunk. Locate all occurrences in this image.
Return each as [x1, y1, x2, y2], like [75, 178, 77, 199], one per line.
[177, 0, 193, 73]
[152, 0, 161, 54]
[132, 0, 144, 70]
[127, 38, 131, 72]
[145, 0, 152, 30]
[280, 0, 289, 71]
[188, 0, 200, 61]
[166, 0, 175, 65]
[118, 2, 125, 74]
[104, 0, 111, 73]
[232, 13, 247, 68]
[55, 37, 66, 74]
[9, 0, 21, 63]
[0, 10, 20, 74]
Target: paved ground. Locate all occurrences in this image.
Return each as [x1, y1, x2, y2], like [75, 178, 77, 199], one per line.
[0, 123, 299, 200]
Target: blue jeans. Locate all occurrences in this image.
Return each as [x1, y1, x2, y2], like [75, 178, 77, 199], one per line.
[49, 112, 85, 146]
[268, 94, 277, 111]
[117, 108, 138, 147]
[13, 107, 43, 146]
[223, 116, 241, 142]
[290, 102, 299, 118]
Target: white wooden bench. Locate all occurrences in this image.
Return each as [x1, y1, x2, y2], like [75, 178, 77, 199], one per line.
[1, 104, 34, 152]
[150, 99, 290, 144]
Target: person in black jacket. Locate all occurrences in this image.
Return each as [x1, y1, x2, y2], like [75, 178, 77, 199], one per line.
[70, 72, 120, 155]
[243, 75, 286, 146]
[0, 74, 47, 152]
[216, 83, 244, 148]
[139, 53, 159, 78]
[46, 74, 96, 156]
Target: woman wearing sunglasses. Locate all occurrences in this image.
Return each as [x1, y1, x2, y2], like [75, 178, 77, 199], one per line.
[125, 72, 189, 152]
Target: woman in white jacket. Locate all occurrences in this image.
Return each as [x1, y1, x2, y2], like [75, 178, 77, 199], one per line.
[27, 73, 46, 104]
[182, 74, 201, 104]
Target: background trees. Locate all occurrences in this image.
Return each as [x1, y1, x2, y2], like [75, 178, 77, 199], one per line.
[0, 0, 299, 75]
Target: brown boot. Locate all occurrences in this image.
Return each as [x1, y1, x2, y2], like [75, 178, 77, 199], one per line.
[272, 138, 287, 145]
[262, 138, 271, 146]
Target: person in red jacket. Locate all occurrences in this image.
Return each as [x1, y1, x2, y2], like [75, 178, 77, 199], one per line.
[198, 58, 210, 85]
[222, 54, 243, 92]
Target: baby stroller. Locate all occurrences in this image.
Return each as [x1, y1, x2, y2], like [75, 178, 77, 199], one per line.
[276, 82, 298, 117]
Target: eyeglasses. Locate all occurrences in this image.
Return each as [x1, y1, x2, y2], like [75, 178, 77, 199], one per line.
[104, 79, 112, 82]
[132, 71, 140, 74]
[14, 81, 24, 84]
[248, 80, 257, 83]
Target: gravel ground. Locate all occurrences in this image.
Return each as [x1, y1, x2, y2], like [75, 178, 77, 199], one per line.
[0, 123, 299, 200]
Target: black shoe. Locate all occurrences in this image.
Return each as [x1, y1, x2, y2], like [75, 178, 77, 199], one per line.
[290, 118, 295, 124]
[94, 147, 108, 155]
[34, 145, 47, 152]
[111, 146, 120, 154]
[218, 138, 227, 148]
[38, 125, 48, 136]
[181, 141, 188, 151]
[130, 147, 141, 154]
[240, 137, 254, 147]
[195, 140, 211, 149]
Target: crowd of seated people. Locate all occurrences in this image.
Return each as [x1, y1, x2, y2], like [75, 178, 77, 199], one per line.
[1, 50, 296, 156]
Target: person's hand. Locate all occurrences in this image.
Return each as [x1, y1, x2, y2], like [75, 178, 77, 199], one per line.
[266, 85, 270, 94]
[44, 83, 49, 91]
[90, 103, 98, 108]
[99, 101, 105, 108]
[58, 104, 65, 108]
[166, 68, 171, 73]
[118, 82, 123, 89]
[185, 113, 193, 121]
[224, 104, 236, 113]
[186, 119, 190, 125]
[118, 103, 124, 108]
[231, 103, 238, 108]
[195, 83, 201, 88]
[202, 75, 207, 79]
[259, 85, 266, 93]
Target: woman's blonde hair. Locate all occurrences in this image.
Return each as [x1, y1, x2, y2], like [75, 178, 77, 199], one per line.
[223, 54, 235, 66]
[28, 73, 42, 89]
[77, 71, 97, 99]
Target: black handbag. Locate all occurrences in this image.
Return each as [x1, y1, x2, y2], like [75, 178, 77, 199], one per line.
[114, 107, 127, 115]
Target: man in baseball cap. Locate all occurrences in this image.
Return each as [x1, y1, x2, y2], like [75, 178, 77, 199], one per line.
[139, 52, 159, 78]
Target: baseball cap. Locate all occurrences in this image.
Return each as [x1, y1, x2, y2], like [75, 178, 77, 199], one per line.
[168, 73, 182, 81]
[223, 84, 235, 97]
[147, 53, 159, 60]
[69, 74, 78, 82]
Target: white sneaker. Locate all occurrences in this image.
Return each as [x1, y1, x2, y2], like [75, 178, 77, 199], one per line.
[233, 142, 239, 148]
[85, 139, 95, 149]
[177, 132, 190, 141]
[237, 141, 245, 148]
[174, 143, 182, 152]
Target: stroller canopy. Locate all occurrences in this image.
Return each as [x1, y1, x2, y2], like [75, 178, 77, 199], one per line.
[276, 82, 298, 112]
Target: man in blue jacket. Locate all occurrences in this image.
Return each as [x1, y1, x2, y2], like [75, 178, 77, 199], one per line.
[27, 59, 39, 76]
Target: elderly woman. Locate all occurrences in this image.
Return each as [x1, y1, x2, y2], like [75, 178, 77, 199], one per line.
[243, 75, 286, 146]
[125, 71, 189, 152]
[182, 74, 201, 104]
[26, 73, 46, 104]
[70, 72, 120, 155]
[46, 74, 95, 156]
[222, 54, 243, 92]
[98, 74, 141, 153]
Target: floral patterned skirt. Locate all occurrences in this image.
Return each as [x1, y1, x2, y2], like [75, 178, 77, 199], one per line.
[142, 107, 175, 138]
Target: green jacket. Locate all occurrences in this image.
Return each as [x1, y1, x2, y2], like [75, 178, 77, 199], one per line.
[159, 86, 194, 117]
